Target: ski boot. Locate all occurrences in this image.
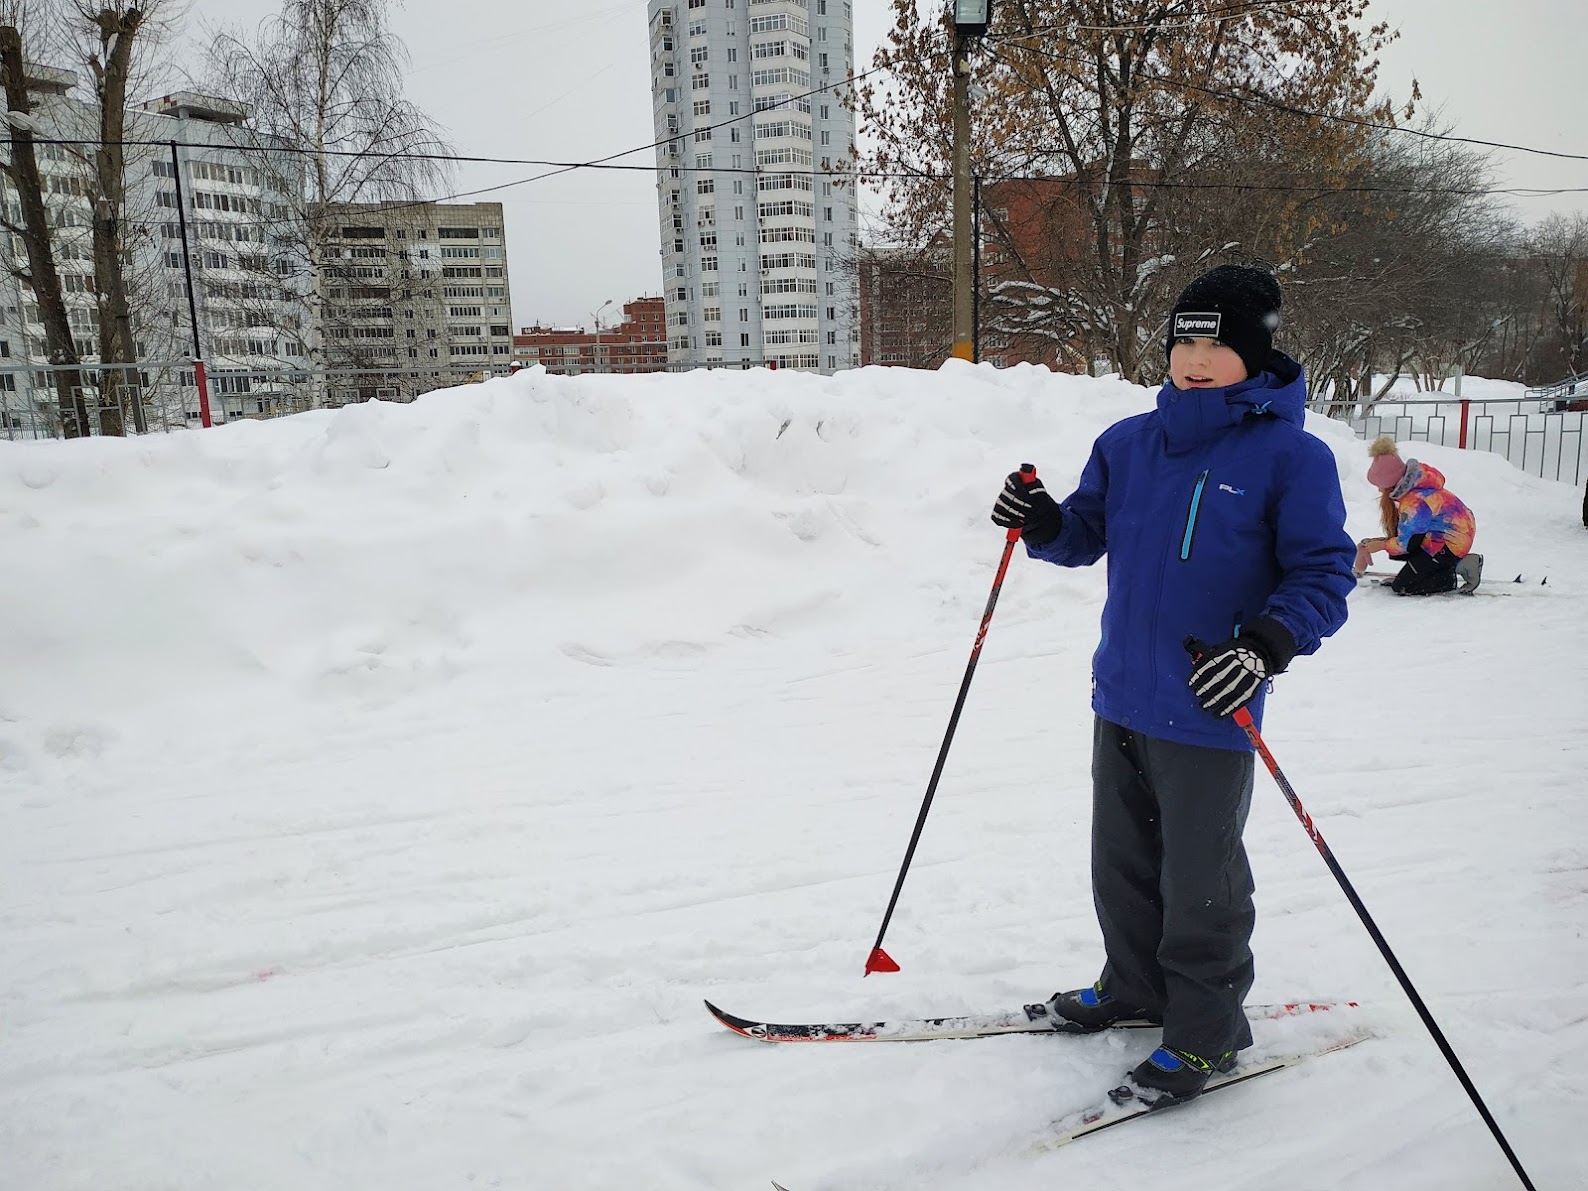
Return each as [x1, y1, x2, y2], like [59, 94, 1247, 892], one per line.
[1124, 1045, 1238, 1109]
[1029, 981, 1155, 1034]
[1455, 552, 1484, 594]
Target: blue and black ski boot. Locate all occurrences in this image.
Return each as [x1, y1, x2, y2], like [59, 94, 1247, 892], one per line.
[1033, 981, 1154, 1033]
[1127, 1045, 1238, 1108]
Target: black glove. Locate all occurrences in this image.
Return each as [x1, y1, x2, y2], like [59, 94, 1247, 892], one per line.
[990, 466, 1064, 547]
[1185, 617, 1298, 718]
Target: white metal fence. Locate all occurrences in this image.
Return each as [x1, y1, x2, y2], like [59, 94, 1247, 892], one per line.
[1340, 394, 1587, 487]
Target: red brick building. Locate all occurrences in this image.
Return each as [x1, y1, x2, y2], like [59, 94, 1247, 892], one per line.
[858, 241, 953, 370]
[860, 177, 1098, 372]
[513, 297, 668, 375]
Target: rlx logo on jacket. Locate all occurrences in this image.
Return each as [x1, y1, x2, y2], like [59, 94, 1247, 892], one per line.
[1219, 483, 1245, 496]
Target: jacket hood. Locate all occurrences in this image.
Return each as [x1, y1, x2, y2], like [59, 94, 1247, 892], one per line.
[1156, 351, 1306, 454]
[1391, 458, 1445, 500]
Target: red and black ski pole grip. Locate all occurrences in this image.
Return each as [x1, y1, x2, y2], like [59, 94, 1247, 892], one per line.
[1005, 465, 1039, 543]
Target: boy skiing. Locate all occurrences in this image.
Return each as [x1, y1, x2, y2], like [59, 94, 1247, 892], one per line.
[990, 264, 1356, 1107]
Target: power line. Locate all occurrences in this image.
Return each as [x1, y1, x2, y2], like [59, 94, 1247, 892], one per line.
[2, 57, 901, 220]
[980, 40, 1588, 164]
[293, 164, 1588, 205]
[6, 30, 1583, 195]
[6, 15, 1584, 225]
[9, 136, 1585, 199]
[998, 0, 1335, 37]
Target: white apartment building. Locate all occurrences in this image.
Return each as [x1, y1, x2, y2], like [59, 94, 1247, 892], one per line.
[646, 0, 860, 374]
[0, 72, 513, 437]
[148, 91, 312, 421]
[317, 201, 515, 405]
[0, 70, 312, 433]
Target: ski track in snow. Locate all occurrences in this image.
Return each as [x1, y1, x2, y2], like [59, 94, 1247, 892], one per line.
[1, 364, 1584, 1190]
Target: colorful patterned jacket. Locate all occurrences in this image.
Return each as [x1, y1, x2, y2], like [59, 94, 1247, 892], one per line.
[1390, 460, 1476, 559]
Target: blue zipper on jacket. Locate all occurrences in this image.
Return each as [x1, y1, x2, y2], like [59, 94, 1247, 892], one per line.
[1180, 469, 1210, 561]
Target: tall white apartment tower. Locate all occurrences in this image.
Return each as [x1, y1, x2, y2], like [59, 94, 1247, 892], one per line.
[647, 0, 860, 373]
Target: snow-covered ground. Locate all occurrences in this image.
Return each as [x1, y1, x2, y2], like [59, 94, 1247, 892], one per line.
[2, 363, 1584, 1190]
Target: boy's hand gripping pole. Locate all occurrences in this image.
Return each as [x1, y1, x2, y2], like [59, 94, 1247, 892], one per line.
[863, 465, 1038, 976]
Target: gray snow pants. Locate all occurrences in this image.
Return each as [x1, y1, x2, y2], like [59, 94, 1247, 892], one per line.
[1091, 716, 1256, 1058]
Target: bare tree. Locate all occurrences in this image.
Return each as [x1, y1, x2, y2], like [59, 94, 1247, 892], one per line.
[1235, 115, 1509, 410]
[3, 1, 182, 436]
[852, 0, 1405, 383]
[1528, 213, 1588, 380]
[204, 0, 453, 392]
[68, 2, 164, 432]
[0, 13, 92, 435]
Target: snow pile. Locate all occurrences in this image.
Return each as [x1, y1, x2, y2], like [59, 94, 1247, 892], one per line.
[1, 362, 1583, 1189]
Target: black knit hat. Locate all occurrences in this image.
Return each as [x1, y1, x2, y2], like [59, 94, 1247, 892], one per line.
[1165, 265, 1283, 380]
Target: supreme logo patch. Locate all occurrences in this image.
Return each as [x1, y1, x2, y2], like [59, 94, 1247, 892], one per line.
[1173, 311, 1222, 339]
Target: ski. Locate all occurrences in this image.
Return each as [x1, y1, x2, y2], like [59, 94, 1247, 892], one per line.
[706, 997, 1358, 1044]
[768, 1033, 1372, 1186]
[1358, 571, 1547, 596]
[1037, 1030, 1372, 1151]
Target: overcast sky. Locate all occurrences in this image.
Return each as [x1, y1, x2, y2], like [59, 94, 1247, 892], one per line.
[172, 0, 1588, 332]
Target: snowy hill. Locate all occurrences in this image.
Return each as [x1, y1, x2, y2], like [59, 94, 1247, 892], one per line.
[1, 363, 1583, 1190]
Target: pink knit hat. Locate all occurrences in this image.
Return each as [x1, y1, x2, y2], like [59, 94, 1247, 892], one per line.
[1367, 451, 1407, 490]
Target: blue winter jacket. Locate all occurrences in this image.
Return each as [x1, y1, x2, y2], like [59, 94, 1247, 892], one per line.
[1028, 353, 1355, 751]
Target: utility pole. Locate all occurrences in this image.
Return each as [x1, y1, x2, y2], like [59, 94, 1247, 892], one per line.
[972, 173, 982, 364]
[169, 141, 213, 427]
[950, 1, 992, 363]
[591, 298, 613, 375]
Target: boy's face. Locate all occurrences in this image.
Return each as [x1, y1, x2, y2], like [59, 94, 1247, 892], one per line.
[1170, 337, 1248, 390]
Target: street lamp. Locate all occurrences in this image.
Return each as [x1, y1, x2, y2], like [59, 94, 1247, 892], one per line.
[952, 0, 992, 36]
[591, 298, 614, 374]
[3, 108, 43, 133]
[949, 1, 993, 362]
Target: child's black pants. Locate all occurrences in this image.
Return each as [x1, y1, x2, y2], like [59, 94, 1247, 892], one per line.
[1091, 716, 1256, 1058]
[1389, 545, 1460, 595]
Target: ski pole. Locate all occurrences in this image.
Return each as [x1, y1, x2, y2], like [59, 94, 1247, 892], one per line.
[863, 465, 1036, 976]
[1211, 680, 1537, 1190]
